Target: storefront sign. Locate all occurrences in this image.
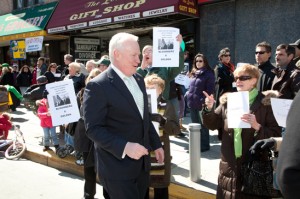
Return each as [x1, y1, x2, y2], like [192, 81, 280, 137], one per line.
[25, 36, 44, 52]
[47, 0, 198, 34]
[0, 2, 57, 37]
[72, 37, 100, 61]
[10, 40, 26, 60]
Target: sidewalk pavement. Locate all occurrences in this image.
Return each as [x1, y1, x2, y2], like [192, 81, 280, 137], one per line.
[8, 105, 220, 199]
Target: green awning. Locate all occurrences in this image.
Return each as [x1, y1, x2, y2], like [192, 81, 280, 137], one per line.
[0, 1, 57, 37]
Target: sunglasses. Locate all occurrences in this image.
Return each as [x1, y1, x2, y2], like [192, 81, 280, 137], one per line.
[255, 51, 266, 55]
[234, 75, 252, 82]
[223, 54, 231, 57]
[196, 60, 203, 63]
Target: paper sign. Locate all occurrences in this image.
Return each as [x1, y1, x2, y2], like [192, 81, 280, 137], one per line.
[25, 36, 44, 52]
[146, 88, 159, 134]
[175, 74, 190, 89]
[271, 98, 293, 127]
[152, 27, 179, 67]
[10, 40, 26, 60]
[227, 91, 251, 128]
[46, 79, 80, 126]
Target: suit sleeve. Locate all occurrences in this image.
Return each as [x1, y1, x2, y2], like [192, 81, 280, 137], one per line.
[277, 92, 300, 198]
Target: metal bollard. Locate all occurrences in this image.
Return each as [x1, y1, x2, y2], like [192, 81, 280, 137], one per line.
[188, 123, 201, 182]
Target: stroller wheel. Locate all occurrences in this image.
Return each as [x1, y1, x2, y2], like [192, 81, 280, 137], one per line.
[56, 147, 68, 158]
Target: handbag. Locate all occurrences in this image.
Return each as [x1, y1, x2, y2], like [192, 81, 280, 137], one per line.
[241, 151, 282, 198]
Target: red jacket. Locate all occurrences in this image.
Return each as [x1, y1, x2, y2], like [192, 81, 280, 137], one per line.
[0, 113, 12, 139]
[37, 99, 53, 128]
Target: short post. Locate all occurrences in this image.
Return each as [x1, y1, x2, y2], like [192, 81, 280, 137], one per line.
[188, 123, 201, 182]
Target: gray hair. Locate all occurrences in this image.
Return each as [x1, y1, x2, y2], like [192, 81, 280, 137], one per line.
[109, 33, 139, 64]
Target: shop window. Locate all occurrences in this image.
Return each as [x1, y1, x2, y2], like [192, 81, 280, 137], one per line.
[13, 0, 43, 10]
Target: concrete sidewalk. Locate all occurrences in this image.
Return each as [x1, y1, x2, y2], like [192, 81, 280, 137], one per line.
[8, 105, 220, 199]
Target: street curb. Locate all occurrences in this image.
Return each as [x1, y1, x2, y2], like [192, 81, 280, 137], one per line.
[23, 144, 215, 199]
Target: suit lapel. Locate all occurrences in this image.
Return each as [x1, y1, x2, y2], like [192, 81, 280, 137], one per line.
[107, 68, 142, 118]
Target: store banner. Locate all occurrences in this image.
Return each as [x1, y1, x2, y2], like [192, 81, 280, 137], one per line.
[25, 36, 44, 52]
[10, 40, 26, 60]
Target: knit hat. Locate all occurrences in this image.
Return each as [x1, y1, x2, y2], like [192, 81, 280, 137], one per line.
[94, 57, 110, 66]
[37, 76, 48, 84]
[2, 63, 9, 67]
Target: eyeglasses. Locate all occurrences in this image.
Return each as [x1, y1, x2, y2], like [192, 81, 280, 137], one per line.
[255, 51, 266, 55]
[196, 60, 203, 63]
[234, 76, 252, 82]
[222, 54, 231, 57]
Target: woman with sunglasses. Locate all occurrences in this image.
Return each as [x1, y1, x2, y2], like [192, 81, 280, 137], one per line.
[44, 63, 62, 83]
[186, 53, 215, 152]
[202, 64, 282, 199]
[214, 47, 236, 108]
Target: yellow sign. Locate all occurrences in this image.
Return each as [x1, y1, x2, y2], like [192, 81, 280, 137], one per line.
[0, 30, 47, 42]
[10, 40, 26, 59]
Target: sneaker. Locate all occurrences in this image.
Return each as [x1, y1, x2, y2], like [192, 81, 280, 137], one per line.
[75, 158, 84, 166]
[43, 146, 51, 152]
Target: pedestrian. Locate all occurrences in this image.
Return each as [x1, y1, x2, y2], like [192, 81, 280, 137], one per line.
[44, 63, 62, 83]
[83, 32, 164, 199]
[94, 55, 110, 72]
[144, 74, 180, 199]
[74, 68, 107, 199]
[202, 64, 281, 198]
[186, 53, 215, 152]
[36, 91, 59, 152]
[63, 62, 85, 94]
[255, 41, 275, 92]
[214, 47, 236, 107]
[17, 65, 32, 95]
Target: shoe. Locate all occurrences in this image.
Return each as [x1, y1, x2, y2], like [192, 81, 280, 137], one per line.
[75, 158, 84, 166]
[176, 132, 186, 138]
[43, 146, 51, 152]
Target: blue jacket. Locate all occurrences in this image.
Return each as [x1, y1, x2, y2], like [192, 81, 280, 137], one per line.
[186, 68, 215, 110]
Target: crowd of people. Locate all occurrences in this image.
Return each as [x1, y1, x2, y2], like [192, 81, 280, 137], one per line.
[1, 34, 300, 199]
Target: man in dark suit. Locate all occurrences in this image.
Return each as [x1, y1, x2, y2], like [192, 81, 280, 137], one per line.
[83, 32, 164, 199]
[277, 91, 300, 198]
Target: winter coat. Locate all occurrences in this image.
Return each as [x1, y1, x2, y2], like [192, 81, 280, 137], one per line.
[0, 72, 14, 86]
[257, 60, 275, 92]
[214, 62, 236, 107]
[202, 91, 282, 199]
[186, 68, 215, 110]
[272, 61, 300, 99]
[44, 70, 61, 83]
[17, 72, 32, 87]
[37, 98, 53, 128]
[23, 84, 46, 101]
[64, 73, 85, 94]
[0, 113, 12, 139]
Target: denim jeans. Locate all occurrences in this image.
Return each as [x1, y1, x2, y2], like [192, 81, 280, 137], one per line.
[64, 132, 74, 147]
[42, 127, 59, 146]
[190, 109, 210, 151]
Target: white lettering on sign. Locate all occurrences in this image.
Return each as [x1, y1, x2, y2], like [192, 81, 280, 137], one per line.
[143, 6, 174, 17]
[89, 18, 112, 27]
[75, 44, 98, 51]
[114, 12, 140, 22]
[74, 38, 100, 45]
[103, 0, 145, 14]
[67, 22, 87, 30]
[48, 26, 66, 33]
[4, 15, 47, 32]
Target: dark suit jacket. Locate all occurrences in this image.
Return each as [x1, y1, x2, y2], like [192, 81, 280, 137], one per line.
[83, 67, 162, 180]
[277, 91, 300, 198]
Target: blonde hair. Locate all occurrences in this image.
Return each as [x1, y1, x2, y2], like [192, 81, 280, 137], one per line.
[144, 74, 165, 92]
[68, 62, 81, 73]
[85, 68, 101, 84]
[234, 64, 260, 86]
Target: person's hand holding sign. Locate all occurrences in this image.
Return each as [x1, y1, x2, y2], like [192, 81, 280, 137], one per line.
[203, 91, 215, 111]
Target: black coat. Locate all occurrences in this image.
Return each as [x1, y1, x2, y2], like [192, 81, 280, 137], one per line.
[17, 72, 32, 87]
[44, 70, 61, 83]
[23, 84, 46, 101]
[257, 60, 275, 92]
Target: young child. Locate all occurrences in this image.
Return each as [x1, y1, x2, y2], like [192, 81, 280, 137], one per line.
[36, 92, 59, 151]
[0, 112, 12, 140]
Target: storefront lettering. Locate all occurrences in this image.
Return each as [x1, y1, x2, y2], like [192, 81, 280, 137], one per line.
[188, 7, 197, 14]
[4, 15, 47, 32]
[103, 0, 146, 14]
[179, 5, 187, 12]
[86, 1, 100, 7]
[149, 8, 168, 15]
[75, 44, 98, 51]
[70, 9, 99, 21]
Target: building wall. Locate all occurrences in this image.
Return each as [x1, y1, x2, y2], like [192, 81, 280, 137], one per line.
[199, 0, 300, 67]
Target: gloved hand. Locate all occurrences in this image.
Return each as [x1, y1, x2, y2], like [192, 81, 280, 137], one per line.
[249, 138, 275, 154]
[151, 113, 166, 126]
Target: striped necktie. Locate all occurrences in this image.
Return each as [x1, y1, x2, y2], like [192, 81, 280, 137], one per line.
[123, 76, 144, 118]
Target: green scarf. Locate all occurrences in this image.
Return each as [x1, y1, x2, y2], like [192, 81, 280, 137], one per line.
[233, 88, 258, 158]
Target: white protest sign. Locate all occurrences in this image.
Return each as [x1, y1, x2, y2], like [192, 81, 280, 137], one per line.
[152, 27, 179, 67]
[46, 79, 80, 126]
[175, 74, 190, 89]
[271, 98, 293, 127]
[227, 91, 251, 128]
[146, 88, 159, 135]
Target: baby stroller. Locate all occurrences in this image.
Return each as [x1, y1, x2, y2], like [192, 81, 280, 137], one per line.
[56, 122, 79, 159]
